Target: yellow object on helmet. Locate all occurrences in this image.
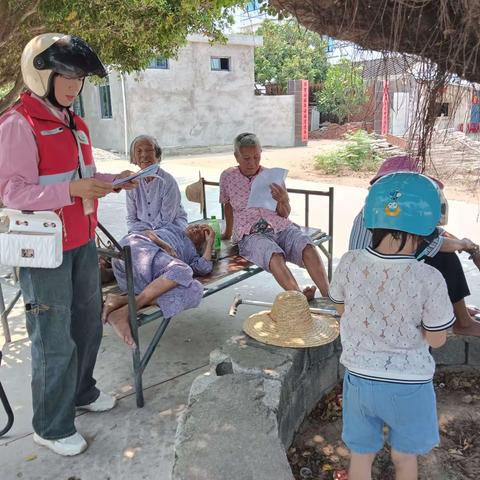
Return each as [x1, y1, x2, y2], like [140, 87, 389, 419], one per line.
[21, 33, 107, 97]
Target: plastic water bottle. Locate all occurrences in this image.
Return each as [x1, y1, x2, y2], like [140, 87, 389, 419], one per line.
[210, 215, 222, 250]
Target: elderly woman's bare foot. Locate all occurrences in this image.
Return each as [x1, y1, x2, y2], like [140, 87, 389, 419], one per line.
[102, 294, 128, 323]
[106, 305, 136, 348]
[466, 304, 480, 319]
[302, 285, 317, 301]
[453, 318, 480, 337]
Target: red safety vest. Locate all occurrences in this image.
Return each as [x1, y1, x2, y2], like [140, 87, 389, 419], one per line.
[15, 92, 98, 251]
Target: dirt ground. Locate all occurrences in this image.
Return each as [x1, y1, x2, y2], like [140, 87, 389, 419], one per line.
[260, 140, 480, 205]
[178, 139, 479, 204]
[288, 370, 480, 480]
[95, 138, 480, 204]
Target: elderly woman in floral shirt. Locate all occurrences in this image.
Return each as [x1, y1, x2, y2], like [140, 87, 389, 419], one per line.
[220, 132, 329, 300]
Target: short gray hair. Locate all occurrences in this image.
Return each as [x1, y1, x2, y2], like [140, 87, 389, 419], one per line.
[129, 135, 162, 164]
[234, 132, 261, 154]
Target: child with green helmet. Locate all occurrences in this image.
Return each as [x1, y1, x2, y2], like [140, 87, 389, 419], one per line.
[329, 172, 455, 479]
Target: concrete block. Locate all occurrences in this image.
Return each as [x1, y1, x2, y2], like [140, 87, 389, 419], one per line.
[214, 341, 293, 379]
[278, 379, 307, 447]
[188, 371, 220, 400]
[432, 336, 466, 365]
[303, 356, 339, 415]
[173, 375, 294, 480]
[466, 337, 480, 366]
[305, 342, 335, 365]
[263, 378, 282, 412]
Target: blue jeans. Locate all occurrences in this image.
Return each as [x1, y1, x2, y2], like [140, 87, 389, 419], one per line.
[20, 240, 102, 439]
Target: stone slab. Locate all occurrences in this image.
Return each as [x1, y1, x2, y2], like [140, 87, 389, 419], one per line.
[432, 336, 467, 366]
[173, 375, 293, 480]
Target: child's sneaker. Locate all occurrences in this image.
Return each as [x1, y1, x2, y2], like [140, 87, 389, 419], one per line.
[33, 432, 87, 456]
[76, 391, 117, 412]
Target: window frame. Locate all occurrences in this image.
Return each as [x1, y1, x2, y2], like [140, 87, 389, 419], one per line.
[99, 79, 113, 119]
[148, 56, 169, 70]
[210, 56, 231, 72]
[73, 94, 85, 117]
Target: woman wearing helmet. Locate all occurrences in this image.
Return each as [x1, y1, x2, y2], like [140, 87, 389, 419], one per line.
[329, 173, 455, 480]
[0, 34, 136, 456]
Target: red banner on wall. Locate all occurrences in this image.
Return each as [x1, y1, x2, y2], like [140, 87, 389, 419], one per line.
[301, 80, 309, 143]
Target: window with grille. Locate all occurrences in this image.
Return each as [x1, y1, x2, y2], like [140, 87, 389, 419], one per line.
[99, 79, 112, 119]
[148, 57, 169, 69]
[73, 95, 85, 117]
[211, 57, 230, 71]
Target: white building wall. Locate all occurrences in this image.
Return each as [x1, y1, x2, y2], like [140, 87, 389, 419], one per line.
[81, 73, 127, 154]
[82, 35, 295, 153]
[253, 95, 295, 146]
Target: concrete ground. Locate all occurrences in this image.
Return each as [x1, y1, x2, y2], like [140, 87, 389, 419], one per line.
[1, 142, 479, 480]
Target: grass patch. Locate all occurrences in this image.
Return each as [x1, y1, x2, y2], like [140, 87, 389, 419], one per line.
[314, 130, 383, 174]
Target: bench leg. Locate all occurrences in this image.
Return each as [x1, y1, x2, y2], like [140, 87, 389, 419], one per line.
[0, 285, 11, 344]
[0, 352, 14, 437]
[132, 346, 144, 408]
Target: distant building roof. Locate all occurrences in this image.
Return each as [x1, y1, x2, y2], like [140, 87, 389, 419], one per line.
[357, 56, 412, 79]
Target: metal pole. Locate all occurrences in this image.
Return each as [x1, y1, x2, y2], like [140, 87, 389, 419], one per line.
[328, 187, 334, 280]
[120, 73, 129, 160]
[0, 285, 11, 344]
[124, 246, 144, 408]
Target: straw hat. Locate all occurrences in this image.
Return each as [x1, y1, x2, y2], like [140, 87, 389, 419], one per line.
[243, 291, 339, 348]
[185, 172, 205, 213]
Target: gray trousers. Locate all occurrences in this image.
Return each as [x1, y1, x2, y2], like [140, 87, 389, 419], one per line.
[20, 240, 102, 439]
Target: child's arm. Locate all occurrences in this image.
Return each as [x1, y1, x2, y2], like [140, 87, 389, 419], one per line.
[222, 202, 233, 240]
[422, 329, 447, 348]
[334, 304, 344, 316]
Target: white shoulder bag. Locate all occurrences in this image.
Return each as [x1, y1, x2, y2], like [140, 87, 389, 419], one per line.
[0, 209, 63, 268]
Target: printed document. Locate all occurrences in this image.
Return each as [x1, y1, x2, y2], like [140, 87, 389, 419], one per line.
[113, 164, 160, 186]
[247, 168, 288, 211]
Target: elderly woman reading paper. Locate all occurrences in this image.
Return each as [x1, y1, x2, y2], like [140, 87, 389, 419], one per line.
[219, 133, 329, 300]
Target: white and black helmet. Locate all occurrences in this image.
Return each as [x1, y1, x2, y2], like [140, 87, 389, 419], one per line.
[21, 33, 107, 97]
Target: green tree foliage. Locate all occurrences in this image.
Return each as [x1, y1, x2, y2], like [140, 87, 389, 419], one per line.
[316, 58, 367, 123]
[0, 0, 243, 112]
[254, 20, 328, 91]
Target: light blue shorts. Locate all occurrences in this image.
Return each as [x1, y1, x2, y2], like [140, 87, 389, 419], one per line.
[342, 371, 440, 455]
